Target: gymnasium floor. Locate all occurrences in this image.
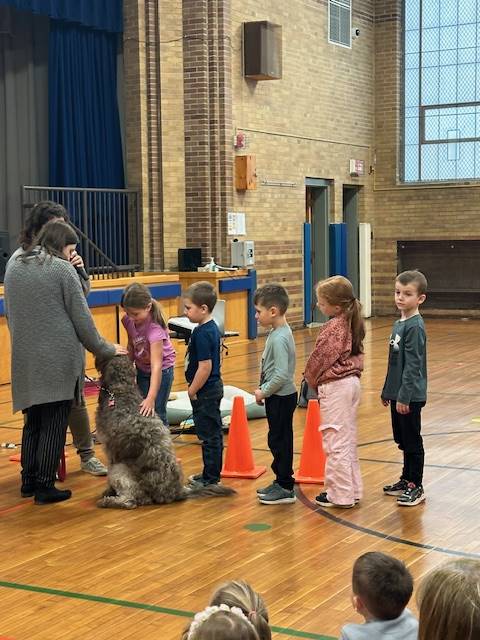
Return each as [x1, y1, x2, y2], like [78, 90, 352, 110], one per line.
[0, 317, 479, 639]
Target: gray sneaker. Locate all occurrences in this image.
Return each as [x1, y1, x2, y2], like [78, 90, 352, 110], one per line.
[256, 481, 278, 496]
[81, 457, 108, 476]
[258, 485, 296, 505]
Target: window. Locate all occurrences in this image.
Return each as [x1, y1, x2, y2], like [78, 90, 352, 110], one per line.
[329, 0, 351, 48]
[403, 0, 480, 182]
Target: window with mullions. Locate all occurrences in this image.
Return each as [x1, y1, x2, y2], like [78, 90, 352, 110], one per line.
[403, 0, 480, 182]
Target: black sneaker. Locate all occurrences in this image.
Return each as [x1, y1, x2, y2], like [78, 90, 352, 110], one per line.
[397, 483, 425, 507]
[315, 492, 355, 509]
[383, 479, 408, 496]
[34, 486, 72, 505]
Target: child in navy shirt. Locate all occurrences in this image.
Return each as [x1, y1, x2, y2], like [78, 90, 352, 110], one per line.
[184, 281, 224, 487]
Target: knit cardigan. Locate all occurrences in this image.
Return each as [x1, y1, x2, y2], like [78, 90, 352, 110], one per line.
[4, 251, 115, 412]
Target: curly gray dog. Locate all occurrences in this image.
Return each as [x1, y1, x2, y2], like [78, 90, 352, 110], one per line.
[94, 354, 236, 509]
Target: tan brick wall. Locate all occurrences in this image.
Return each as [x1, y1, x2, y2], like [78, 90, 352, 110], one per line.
[230, 0, 376, 326]
[373, 1, 480, 315]
[159, 2, 186, 269]
[123, 0, 186, 271]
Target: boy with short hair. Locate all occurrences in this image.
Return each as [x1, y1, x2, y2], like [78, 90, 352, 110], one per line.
[340, 551, 418, 640]
[254, 283, 297, 505]
[381, 270, 428, 506]
[184, 281, 224, 487]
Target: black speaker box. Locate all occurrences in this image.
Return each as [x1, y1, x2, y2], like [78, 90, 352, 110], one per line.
[243, 21, 282, 81]
[178, 247, 202, 272]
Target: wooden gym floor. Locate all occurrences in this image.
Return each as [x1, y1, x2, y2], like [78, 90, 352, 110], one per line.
[0, 317, 479, 640]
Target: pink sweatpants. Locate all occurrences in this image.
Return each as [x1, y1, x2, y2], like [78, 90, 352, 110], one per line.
[317, 376, 362, 505]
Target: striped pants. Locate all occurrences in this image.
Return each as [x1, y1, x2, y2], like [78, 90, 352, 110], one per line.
[21, 400, 72, 488]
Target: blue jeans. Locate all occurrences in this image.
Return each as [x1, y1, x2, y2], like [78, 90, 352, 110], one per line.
[190, 380, 224, 484]
[136, 366, 174, 426]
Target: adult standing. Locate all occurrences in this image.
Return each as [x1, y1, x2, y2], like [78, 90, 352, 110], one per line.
[4, 220, 126, 504]
[10, 201, 108, 476]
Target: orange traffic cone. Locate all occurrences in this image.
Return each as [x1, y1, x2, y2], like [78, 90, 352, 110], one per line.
[295, 399, 326, 484]
[221, 396, 267, 479]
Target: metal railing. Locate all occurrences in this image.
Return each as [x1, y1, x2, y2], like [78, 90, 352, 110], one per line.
[22, 186, 142, 279]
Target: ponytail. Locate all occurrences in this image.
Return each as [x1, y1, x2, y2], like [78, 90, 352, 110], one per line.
[347, 298, 365, 355]
[150, 298, 167, 329]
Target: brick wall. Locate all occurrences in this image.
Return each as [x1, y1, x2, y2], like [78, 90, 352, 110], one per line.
[123, 0, 186, 271]
[182, 0, 232, 265]
[230, 0, 376, 326]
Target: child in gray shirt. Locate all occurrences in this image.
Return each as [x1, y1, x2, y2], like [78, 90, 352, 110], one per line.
[340, 552, 418, 640]
[253, 284, 297, 505]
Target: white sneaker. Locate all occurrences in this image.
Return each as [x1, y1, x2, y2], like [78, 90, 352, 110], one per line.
[81, 457, 108, 476]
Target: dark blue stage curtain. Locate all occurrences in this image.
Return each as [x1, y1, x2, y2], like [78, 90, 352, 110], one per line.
[48, 21, 124, 189]
[0, 0, 122, 33]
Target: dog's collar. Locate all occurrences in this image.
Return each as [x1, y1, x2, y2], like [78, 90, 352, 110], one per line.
[85, 374, 116, 407]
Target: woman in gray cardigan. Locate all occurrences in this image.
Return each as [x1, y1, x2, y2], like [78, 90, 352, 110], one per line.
[4, 220, 126, 504]
[12, 201, 109, 477]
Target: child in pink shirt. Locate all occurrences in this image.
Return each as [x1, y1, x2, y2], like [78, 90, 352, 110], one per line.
[304, 276, 365, 508]
[121, 283, 176, 426]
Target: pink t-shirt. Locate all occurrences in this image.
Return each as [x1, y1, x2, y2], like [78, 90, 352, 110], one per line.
[122, 315, 176, 373]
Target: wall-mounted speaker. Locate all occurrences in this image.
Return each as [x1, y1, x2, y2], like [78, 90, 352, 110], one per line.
[178, 247, 202, 272]
[243, 21, 282, 81]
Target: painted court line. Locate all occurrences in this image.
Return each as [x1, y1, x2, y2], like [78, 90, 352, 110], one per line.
[0, 580, 334, 640]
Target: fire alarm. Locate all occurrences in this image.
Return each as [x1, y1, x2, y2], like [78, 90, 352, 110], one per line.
[234, 131, 247, 150]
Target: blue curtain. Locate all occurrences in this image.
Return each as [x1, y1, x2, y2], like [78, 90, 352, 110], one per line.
[0, 0, 122, 33]
[48, 21, 124, 189]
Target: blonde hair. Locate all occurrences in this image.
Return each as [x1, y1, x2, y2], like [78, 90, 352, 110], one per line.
[417, 559, 480, 640]
[186, 609, 259, 640]
[210, 580, 271, 640]
[316, 276, 365, 355]
[181, 581, 271, 640]
[120, 282, 167, 329]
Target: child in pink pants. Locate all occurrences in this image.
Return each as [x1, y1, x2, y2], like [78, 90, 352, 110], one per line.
[304, 276, 365, 508]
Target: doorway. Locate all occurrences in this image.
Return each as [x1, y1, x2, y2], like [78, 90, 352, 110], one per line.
[343, 186, 360, 296]
[305, 180, 330, 324]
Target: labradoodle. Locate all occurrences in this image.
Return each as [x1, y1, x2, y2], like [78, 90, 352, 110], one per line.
[94, 355, 235, 509]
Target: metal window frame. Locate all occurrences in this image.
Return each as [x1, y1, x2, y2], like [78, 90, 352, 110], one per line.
[401, 0, 480, 183]
[420, 101, 480, 144]
[328, 0, 352, 49]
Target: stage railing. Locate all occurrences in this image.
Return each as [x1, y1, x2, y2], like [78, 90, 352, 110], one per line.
[22, 186, 142, 278]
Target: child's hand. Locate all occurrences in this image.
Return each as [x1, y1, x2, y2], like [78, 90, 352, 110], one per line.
[139, 397, 156, 417]
[381, 398, 390, 407]
[396, 401, 410, 414]
[254, 388, 265, 405]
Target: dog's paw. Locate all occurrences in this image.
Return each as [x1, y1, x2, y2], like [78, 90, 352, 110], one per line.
[96, 496, 137, 509]
[101, 487, 117, 498]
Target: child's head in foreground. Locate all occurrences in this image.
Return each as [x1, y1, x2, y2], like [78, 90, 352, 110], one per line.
[253, 283, 289, 327]
[417, 558, 480, 640]
[183, 605, 260, 640]
[352, 552, 413, 621]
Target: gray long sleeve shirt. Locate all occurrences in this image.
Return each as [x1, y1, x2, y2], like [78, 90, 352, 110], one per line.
[381, 314, 427, 405]
[340, 608, 418, 640]
[259, 323, 296, 397]
[4, 250, 115, 412]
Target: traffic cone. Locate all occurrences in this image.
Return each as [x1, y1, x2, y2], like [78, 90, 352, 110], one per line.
[295, 399, 326, 484]
[221, 396, 266, 479]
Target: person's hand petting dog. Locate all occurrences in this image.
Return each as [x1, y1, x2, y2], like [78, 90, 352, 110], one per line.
[139, 396, 156, 417]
